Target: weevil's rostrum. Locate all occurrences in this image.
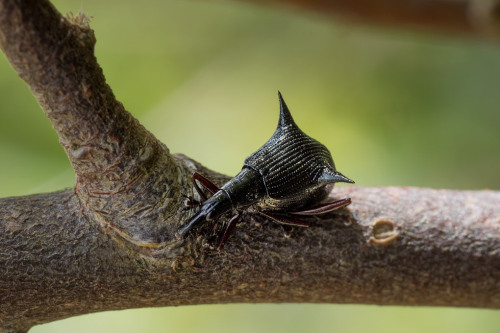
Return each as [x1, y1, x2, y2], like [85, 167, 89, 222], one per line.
[177, 92, 354, 249]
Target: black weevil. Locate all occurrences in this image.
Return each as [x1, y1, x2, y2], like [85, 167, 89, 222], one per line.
[177, 92, 354, 249]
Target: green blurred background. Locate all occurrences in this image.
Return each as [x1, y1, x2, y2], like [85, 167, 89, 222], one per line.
[0, 0, 499, 332]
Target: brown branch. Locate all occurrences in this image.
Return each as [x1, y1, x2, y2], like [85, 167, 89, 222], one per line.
[1, 186, 499, 332]
[0, 0, 185, 244]
[0, 0, 499, 332]
[250, 0, 500, 39]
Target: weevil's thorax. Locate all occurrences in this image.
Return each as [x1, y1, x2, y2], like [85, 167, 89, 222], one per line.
[242, 94, 348, 212]
[244, 122, 335, 210]
[220, 167, 267, 209]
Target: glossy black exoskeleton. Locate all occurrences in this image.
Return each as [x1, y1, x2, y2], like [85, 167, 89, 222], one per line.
[177, 92, 354, 249]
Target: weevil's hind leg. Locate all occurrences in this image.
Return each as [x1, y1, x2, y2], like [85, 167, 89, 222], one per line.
[290, 198, 351, 216]
[257, 198, 351, 229]
[192, 172, 220, 201]
[258, 211, 310, 227]
[217, 214, 240, 250]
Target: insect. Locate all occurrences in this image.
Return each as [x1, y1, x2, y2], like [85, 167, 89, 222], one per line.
[177, 92, 354, 249]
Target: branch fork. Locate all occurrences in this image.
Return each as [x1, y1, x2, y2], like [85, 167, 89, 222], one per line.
[0, 0, 499, 332]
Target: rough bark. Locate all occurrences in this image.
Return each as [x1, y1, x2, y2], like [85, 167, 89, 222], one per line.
[0, 0, 499, 332]
[0, 186, 498, 333]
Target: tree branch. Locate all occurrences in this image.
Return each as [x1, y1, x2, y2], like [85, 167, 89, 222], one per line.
[1, 186, 498, 332]
[0, 0, 186, 244]
[249, 0, 500, 39]
[0, 0, 499, 332]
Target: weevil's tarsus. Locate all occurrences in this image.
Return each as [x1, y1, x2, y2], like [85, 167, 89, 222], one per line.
[281, 225, 293, 238]
[181, 193, 201, 209]
[217, 214, 241, 250]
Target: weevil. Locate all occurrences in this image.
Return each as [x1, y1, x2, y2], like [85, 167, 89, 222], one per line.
[177, 92, 354, 249]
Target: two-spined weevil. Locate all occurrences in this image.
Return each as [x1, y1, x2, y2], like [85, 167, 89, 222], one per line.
[177, 92, 354, 249]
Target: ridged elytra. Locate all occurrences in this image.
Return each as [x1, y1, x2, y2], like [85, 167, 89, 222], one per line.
[177, 92, 354, 249]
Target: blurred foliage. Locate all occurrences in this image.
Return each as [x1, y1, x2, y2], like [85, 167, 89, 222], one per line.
[0, 0, 499, 332]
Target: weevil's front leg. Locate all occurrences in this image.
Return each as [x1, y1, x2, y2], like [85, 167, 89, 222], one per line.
[258, 211, 310, 227]
[217, 214, 240, 250]
[183, 172, 221, 208]
[192, 172, 219, 201]
[290, 198, 351, 215]
[181, 193, 201, 208]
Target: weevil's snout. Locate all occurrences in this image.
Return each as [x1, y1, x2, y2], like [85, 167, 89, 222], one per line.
[319, 168, 355, 184]
[176, 190, 232, 239]
[177, 212, 207, 239]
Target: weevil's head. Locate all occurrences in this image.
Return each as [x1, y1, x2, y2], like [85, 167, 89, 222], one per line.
[243, 92, 354, 200]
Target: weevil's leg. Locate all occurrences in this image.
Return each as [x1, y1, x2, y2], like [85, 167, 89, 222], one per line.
[182, 173, 219, 208]
[258, 211, 310, 227]
[281, 225, 293, 238]
[290, 198, 351, 216]
[217, 214, 240, 250]
[181, 193, 201, 209]
[192, 172, 220, 201]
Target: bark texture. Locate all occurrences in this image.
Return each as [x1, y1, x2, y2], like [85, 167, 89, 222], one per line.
[0, 186, 499, 333]
[0, 0, 499, 332]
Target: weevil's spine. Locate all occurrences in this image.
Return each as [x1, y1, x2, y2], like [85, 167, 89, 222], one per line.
[244, 92, 338, 199]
